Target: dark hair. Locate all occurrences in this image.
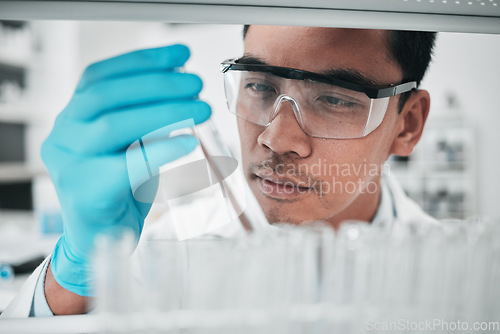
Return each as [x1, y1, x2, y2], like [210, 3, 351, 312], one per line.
[242, 25, 437, 113]
[387, 30, 437, 112]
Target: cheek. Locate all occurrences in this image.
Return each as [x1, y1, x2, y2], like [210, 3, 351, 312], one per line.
[315, 139, 383, 172]
[312, 102, 399, 172]
[237, 119, 262, 166]
[312, 139, 387, 199]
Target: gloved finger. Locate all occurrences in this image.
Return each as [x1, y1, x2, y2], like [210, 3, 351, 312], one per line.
[42, 134, 197, 215]
[67, 72, 203, 121]
[40, 142, 129, 210]
[53, 155, 130, 218]
[126, 134, 199, 203]
[76, 44, 190, 92]
[50, 100, 211, 155]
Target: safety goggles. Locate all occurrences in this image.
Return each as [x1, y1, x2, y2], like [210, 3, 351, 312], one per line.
[221, 58, 416, 139]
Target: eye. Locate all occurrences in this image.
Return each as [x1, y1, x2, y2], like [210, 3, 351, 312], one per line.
[317, 95, 356, 108]
[316, 95, 360, 112]
[245, 83, 276, 94]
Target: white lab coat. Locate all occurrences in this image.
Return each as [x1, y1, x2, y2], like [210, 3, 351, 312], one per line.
[1, 173, 437, 318]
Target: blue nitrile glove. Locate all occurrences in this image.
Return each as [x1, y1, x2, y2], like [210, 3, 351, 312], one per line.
[41, 45, 211, 296]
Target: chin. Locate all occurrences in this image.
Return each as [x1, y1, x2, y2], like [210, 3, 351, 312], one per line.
[259, 202, 319, 225]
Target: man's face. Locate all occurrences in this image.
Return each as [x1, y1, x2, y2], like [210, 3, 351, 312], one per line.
[238, 26, 404, 227]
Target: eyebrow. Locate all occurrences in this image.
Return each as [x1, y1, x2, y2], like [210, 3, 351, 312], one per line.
[238, 54, 383, 87]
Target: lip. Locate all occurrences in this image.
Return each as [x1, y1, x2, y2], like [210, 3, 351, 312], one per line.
[255, 173, 314, 199]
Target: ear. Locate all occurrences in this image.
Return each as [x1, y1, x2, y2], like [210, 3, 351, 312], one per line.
[389, 89, 430, 156]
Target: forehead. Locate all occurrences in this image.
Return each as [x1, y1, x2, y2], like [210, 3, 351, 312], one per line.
[243, 26, 402, 84]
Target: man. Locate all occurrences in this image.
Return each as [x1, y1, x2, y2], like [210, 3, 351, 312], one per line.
[2, 25, 436, 317]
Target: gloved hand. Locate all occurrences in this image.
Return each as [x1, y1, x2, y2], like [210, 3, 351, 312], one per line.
[41, 44, 211, 296]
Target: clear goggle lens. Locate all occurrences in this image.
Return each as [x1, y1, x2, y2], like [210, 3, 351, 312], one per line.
[224, 70, 390, 139]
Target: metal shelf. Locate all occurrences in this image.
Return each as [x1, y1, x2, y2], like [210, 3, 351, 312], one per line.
[0, 50, 32, 68]
[0, 163, 45, 182]
[0, 103, 41, 124]
[0, 0, 499, 34]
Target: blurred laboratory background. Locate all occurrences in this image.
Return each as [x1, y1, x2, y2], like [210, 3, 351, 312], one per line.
[0, 20, 499, 312]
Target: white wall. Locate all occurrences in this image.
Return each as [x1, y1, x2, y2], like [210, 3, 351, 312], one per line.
[27, 21, 80, 170]
[421, 32, 500, 217]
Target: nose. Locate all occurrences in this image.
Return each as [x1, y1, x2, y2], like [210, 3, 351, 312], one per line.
[257, 97, 312, 158]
